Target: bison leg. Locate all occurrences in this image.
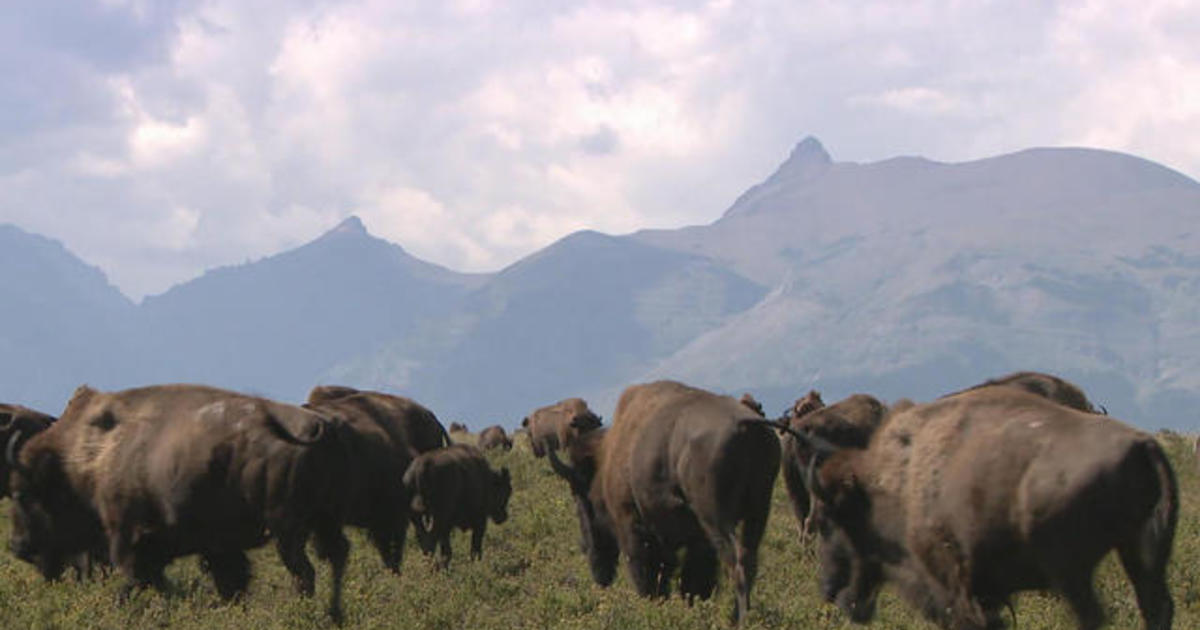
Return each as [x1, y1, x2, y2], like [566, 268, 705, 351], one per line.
[1118, 540, 1173, 630]
[202, 549, 251, 600]
[313, 519, 350, 625]
[1057, 573, 1104, 630]
[679, 541, 718, 603]
[470, 522, 487, 561]
[110, 529, 169, 602]
[621, 529, 666, 598]
[274, 530, 316, 598]
[411, 514, 437, 555]
[435, 525, 453, 569]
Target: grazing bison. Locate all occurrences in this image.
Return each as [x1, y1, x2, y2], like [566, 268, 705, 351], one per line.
[477, 425, 513, 451]
[948, 370, 1102, 413]
[402, 444, 511, 567]
[547, 380, 780, 624]
[307, 385, 450, 455]
[780, 393, 886, 536]
[7, 384, 351, 622]
[808, 386, 1176, 630]
[522, 397, 601, 457]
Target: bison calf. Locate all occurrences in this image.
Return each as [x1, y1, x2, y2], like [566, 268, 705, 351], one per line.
[402, 444, 511, 568]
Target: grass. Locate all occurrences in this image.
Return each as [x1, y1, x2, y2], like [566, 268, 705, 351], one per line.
[0, 432, 1197, 629]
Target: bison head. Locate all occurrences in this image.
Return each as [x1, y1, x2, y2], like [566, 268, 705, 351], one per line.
[547, 432, 618, 587]
[7, 439, 103, 581]
[811, 453, 885, 624]
[489, 468, 512, 524]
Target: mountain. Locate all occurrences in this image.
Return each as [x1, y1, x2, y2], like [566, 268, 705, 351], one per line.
[634, 138, 1200, 427]
[4, 139, 1199, 430]
[0, 225, 137, 413]
[323, 230, 765, 423]
[137, 216, 488, 400]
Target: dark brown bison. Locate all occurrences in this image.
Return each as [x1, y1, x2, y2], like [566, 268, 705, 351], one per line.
[448, 422, 468, 434]
[808, 386, 1176, 630]
[307, 385, 450, 454]
[1, 403, 107, 580]
[780, 393, 886, 536]
[7, 384, 351, 621]
[402, 443, 511, 567]
[948, 370, 1103, 413]
[522, 397, 601, 457]
[739, 393, 765, 416]
[1, 403, 57, 499]
[477, 425, 513, 451]
[547, 380, 780, 624]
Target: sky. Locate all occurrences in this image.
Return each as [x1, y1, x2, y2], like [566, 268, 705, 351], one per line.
[1, 0, 1198, 300]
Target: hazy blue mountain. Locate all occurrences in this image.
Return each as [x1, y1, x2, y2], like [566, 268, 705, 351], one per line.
[5, 139, 1199, 431]
[324, 230, 765, 424]
[634, 138, 1200, 428]
[0, 224, 137, 413]
[137, 216, 488, 400]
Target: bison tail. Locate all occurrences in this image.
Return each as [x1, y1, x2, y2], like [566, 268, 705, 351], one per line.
[1143, 440, 1178, 574]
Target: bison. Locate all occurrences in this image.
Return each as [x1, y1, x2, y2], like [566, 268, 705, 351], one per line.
[306, 385, 450, 454]
[1, 403, 57, 500]
[7, 384, 351, 621]
[547, 380, 780, 624]
[522, 397, 601, 457]
[402, 443, 511, 567]
[448, 422, 468, 434]
[779, 393, 886, 537]
[807, 386, 1176, 630]
[477, 425, 513, 451]
[947, 370, 1103, 413]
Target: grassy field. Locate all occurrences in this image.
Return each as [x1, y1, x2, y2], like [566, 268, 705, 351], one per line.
[0, 431, 1197, 629]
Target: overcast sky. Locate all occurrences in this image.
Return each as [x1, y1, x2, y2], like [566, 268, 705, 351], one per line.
[2, 0, 1197, 300]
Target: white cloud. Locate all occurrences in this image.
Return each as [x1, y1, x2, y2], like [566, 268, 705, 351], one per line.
[0, 0, 1197, 299]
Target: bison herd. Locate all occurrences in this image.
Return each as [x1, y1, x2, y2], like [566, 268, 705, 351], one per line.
[0, 371, 1184, 629]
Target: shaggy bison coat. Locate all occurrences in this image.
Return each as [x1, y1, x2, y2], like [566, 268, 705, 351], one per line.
[780, 393, 887, 535]
[7, 384, 352, 621]
[811, 387, 1176, 630]
[522, 397, 601, 457]
[402, 443, 511, 567]
[947, 370, 1102, 413]
[548, 380, 780, 624]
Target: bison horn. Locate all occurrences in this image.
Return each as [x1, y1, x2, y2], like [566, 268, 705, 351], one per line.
[5, 429, 27, 472]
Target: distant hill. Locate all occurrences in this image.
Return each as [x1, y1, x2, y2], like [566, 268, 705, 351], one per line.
[0, 225, 137, 413]
[136, 216, 488, 400]
[2, 139, 1198, 429]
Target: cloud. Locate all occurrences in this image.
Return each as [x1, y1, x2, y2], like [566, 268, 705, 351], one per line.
[0, 0, 1196, 299]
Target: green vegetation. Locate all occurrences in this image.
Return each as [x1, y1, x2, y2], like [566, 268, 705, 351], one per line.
[1, 432, 1197, 629]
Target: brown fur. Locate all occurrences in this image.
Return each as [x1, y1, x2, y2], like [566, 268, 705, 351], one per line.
[549, 380, 780, 624]
[947, 371, 1101, 413]
[780, 394, 886, 534]
[477, 425, 513, 451]
[402, 444, 511, 568]
[306, 385, 450, 455]
[814, 387, 1176, 630]
[522, 397, 601, 457]
[1, 403, 57, 499]
[739, 393, 765, 416]
[9, 384, 351, 622]
[448, 422, 468, 433]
